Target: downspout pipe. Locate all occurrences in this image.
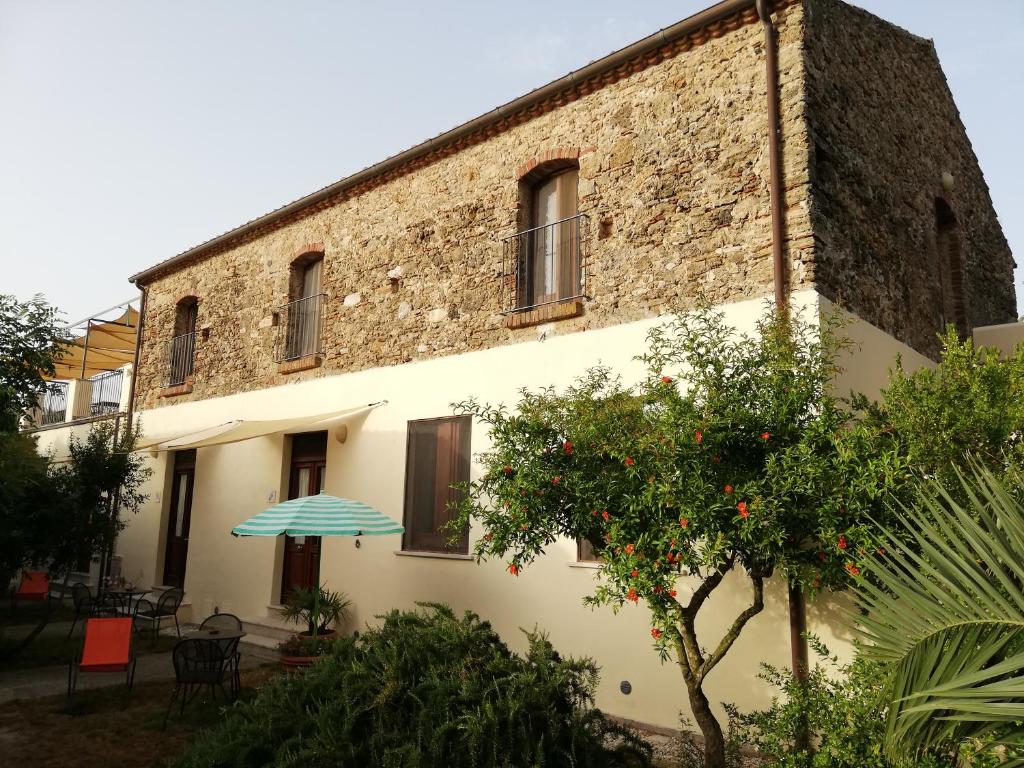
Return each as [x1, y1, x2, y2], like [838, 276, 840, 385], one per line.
[756, 0, 787, 309]
[757, 0, 809, 753]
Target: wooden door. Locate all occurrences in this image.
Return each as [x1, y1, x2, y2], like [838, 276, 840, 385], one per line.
[280, 433, 327, 600]
[162, 450, 196, 588]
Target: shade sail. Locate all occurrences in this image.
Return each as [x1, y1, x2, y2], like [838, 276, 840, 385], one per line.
[232, 492, 404, 537]
[135, 403, 379, 452]
[50, 306, 139, 380]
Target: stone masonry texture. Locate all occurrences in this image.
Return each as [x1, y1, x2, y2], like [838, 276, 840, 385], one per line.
[803, 0, 1016, 357]
[134, 0, 1015, 410]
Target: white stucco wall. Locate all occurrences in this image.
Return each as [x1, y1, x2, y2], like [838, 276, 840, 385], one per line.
[30, 289, 931, 729]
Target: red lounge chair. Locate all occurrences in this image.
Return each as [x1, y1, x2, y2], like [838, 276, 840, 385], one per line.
[12, 571, 49, 608]
[67, 618, 137, 698]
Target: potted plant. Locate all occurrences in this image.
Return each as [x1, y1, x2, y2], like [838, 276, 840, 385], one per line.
[278, 632, 339, 668]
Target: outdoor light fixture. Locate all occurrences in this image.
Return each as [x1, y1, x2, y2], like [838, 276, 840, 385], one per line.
[619, 680, 632, 695]
[941, 171, 955, 192]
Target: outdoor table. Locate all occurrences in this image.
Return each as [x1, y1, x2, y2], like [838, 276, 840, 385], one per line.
[184, 628, 247, 642]
[101, 588, 149, 617]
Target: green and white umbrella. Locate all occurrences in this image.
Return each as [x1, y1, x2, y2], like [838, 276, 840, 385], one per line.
[232, 492, 403, 636]
[231, 492, 404, 538]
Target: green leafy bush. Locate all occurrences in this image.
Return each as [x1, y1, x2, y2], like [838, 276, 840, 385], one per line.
[176, 603, 651, 768]
[736, 638, 1013, 768]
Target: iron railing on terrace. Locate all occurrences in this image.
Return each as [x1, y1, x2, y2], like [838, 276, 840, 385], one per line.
[41, 382, 68, 425]
[500, 213, 589, 315]
[275, 293, 325, 362]
[89, 369, 124, 416]
[165, 331, 197, 387]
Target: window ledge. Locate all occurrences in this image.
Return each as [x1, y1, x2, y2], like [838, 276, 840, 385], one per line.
[568, 560, 603, 569]
[278, 354, 322, 375]
[160, 380, 194, 398]
[505, 299, 584, 330]
[394, 550, 474, 561]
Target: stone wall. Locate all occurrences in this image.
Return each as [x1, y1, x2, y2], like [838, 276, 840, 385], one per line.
[135, 2, 814, 409]
[802, 0, 1016, 358]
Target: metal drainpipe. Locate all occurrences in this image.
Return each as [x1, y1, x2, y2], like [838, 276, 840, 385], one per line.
[125, 285, 147, 434]
[756, 0, 787, 309]
[757, 0, 810, 753]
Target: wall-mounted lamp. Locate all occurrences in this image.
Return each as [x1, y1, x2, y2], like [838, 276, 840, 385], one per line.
[941, 171, 955, 192]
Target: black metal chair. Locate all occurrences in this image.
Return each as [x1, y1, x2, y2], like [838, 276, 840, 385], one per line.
[66, 583, 100, 639]
[165, 637, 239, 724]
[133, 588, 184, 644]
[199, 612, 243, 695]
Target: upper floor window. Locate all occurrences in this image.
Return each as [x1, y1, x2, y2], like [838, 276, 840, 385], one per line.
[168, 297, 198, 386]
[402, 416, 471, 555]
[934, 199, 968, 338]
[279, 254, 324, 361]
[502, 163, 587, 316]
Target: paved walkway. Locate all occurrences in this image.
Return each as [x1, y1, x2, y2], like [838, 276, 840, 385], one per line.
[0, 620, 278, 703]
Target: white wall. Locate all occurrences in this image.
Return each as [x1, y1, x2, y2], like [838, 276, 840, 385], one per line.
[36, 290, 930, 729]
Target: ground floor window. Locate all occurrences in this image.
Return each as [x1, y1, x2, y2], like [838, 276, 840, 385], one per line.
[402, 416, 471, 554]
[163, 449, 196, 588]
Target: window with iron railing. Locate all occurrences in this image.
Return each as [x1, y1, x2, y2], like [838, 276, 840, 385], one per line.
[165, 331, 196, 387]
[89, 369, 123, 415]
[41, 382, 68, 425]
[501, 213, 589, 314]
[276, 293, 326, 362]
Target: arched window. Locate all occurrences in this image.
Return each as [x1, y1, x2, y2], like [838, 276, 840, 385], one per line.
[282, 252, 324, 360]
[518, 162, 580, 309]
[168, 297, 198, 386]
[934, 199, 968, 338]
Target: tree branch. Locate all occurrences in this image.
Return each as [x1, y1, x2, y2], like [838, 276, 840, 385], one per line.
[697, 573, 764, 685]
[683, 555, 734, 619]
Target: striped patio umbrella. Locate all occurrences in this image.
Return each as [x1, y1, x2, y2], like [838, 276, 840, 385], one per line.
[231, 492, 404, 538]
[231, 492, 403, 637]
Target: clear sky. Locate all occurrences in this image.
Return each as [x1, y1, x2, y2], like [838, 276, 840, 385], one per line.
[1, 0, 1021, 324]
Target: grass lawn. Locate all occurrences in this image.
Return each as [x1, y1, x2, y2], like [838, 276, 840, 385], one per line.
[0, 631, 180, 671]
[0, 666, 278, 768]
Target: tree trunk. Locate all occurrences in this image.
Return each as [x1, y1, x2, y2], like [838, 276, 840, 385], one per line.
[687, 681, 727, 768]
[788, 582, 811, 753]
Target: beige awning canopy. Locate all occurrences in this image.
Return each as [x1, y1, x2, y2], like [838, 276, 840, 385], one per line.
[50, 305, 139, 380]
[135, 403, 381, 454]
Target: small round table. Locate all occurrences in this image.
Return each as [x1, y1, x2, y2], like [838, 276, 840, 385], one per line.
[101, 588, 149, 616]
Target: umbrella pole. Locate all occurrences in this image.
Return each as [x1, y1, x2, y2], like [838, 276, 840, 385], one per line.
[312, 538, 321, 640]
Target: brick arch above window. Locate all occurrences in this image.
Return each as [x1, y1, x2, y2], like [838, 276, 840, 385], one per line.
[290, 242, 325, 267]
[516, 147, 586, 184]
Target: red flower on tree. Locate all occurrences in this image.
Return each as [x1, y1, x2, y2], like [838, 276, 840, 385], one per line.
[484, 532, 493, 541]
[837, 535, 848, 550]
[502, 465, 513, 475]
[695, 430, 703, 445]
[651, 627, 663, 639]
[668, 589, 678, 598]
[591, 509, 598, 517]
[551, 476, 561, 485]
[660, 376, 673, 384]
[654, 585, 664, 594]
[630, 569, 638, 578]
[844, 563, 860, 576]
[625, 543, 635, 554]
[624, 457, 635, 467]
[679, 518, 689, 528]
[602, 510, 610, 522]
[508, 564, 519, 576]
[761, 432, 771, 441]
[737, 501, 749, 518]
[724, 484, 734, 494]
[627, 588, 639, 602]
[563, 441, 574, 454]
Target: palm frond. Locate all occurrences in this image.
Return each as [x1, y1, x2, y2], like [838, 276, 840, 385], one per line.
[856, 462, 1024, 761]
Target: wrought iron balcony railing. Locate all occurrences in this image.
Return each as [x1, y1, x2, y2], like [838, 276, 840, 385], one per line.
[165, 331, 197, 387]
[276, 293, 325, 362]
[41, 382, 68, 425]
[500, 213, 589, 314]
[90, 369, 124, 416]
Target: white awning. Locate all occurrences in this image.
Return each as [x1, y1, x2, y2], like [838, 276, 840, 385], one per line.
[135, 402, 382, 453]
